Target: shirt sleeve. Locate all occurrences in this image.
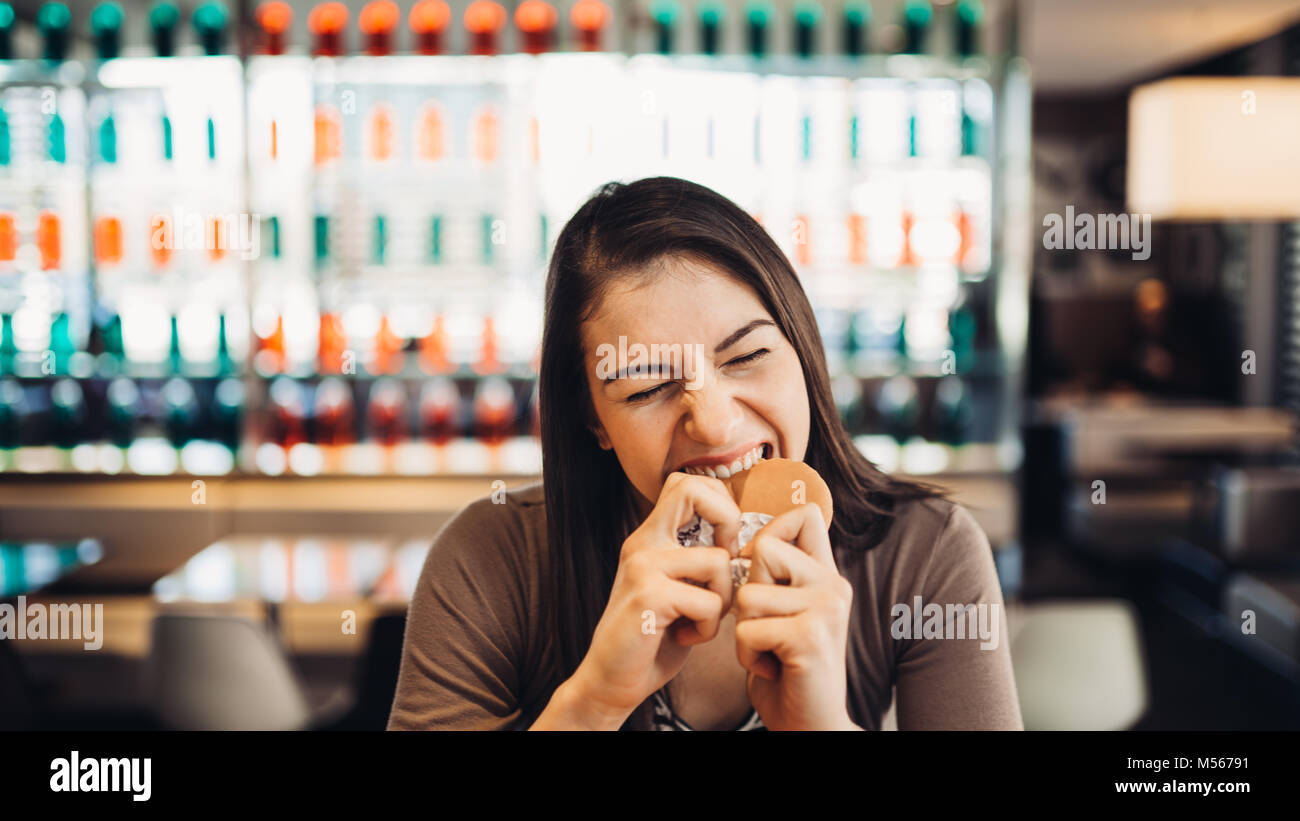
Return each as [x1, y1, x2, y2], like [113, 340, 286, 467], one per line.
[387, 497, 532, 730]
[893, 503, 1024, 730]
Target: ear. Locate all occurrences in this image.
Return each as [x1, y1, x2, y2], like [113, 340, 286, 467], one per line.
[589, 422, 613, 450]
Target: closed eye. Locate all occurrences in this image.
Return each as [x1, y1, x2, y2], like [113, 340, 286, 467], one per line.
[725, 348, 770, 367]
[626, 382, 673, 403]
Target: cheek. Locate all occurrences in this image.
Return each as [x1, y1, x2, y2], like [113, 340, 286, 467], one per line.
[761, 354, 811, 449]
[603, 403, 675, 470]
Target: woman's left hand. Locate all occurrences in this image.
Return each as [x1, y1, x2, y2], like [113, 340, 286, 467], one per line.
[732, 504, 861, 731]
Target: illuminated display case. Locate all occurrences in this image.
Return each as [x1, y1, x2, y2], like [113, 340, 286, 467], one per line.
[0, 0, 1030, 480]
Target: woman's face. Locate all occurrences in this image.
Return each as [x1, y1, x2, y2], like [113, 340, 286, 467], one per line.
[581, 257, 811, 517]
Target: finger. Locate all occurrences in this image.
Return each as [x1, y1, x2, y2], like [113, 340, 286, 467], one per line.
[652, 547, 734, 613]
[744, 532, 823, 587]
[659, 578, 726, 646]
[742, 504, 835, 568]
[735, 615, 799, 679]
[645, 473, 742, 554]
[732, 582, 813, 622]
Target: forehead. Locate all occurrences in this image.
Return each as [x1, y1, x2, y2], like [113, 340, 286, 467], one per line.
[581, 258, 769, 348]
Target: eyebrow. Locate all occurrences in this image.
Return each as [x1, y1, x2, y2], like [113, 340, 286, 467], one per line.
[600, 318, 777, 384]
[714, 319, 776, 354]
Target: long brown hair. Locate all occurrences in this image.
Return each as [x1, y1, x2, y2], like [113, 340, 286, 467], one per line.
[539, 176, 949, 729]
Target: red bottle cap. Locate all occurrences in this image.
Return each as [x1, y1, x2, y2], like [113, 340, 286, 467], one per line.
[308, 2, 348, 56]
[255, 1, 292, 55]
[570, 0, 609, 51]
[515, 0, 556, 54]
[410, 0, 450, 55]
[359, 0, 399, 56]
[464, 0, 506, 56]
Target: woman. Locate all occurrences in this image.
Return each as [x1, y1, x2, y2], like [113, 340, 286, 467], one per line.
[388, 177, 1022, 731]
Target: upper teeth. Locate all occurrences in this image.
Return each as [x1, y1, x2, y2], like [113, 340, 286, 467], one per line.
[680, 445, 767, 479]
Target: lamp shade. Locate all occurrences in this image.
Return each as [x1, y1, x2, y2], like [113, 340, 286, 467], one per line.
[1127, 77, 1300, 220]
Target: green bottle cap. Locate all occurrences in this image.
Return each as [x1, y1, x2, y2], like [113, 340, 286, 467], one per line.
[150, 2, 180, 57]
[650, 0, 679, 54]
[101, 313, 124, 358]
[49, 312, 75, 373]
[746, 0, 772, 58]
[168, 315, 182, 373]
[956, 0, 983, 57]
[480, 214, 494, 263]
[0, 109, 10, 166]
[0, 313, 16, 358]
[0, 4, 16, 61]
[193, 2, 227, 56]
[373, 215, 386, 264]
[699, 1, 724, 55]
[904, 0, 932, 25]
[91, 3, 125, 60]
[845, 0, 870, 25]
[161, 113, 173, 160]
[793, 1, 820, 59]
[314, 215, 329, 264]
[844, 1, 870, 57]
[651, 0, 679, 25]
[266, 215, 281, 259]
[216, 314, 235, 376]
[37, 2, 72, 62]
[48, 112, 66, 163]
[902, 0, 930, 54]
[98, 113, 117, 163]
[794, 0, 821, 26]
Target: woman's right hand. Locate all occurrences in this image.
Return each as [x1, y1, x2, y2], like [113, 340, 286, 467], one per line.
[566, 472, 743, 727]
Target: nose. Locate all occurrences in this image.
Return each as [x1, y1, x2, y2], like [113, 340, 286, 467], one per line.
[681, 369, 741, 446]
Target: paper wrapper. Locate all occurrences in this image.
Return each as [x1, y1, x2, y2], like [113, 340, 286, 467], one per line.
[676, 512, 774, 587]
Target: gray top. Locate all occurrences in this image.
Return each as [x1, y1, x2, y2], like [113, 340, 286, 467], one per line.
[388, 481, 1023, 730]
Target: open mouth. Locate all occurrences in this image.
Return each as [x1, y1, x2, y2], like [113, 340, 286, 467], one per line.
[676, 442, 774, 480]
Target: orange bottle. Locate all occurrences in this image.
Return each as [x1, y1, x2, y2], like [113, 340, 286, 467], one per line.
[368, 105, 394, 162]
[416, 106, 445, 161]
[257, 315, 286, 373]
[372, 315, 405, 374]
[318, 312, 348, 374]
[475, 316, 503, 375]
[472, 107, 499, 165]
[419, 315, 451, 374]
[0, 213, 16, 262]
[150, 214, 173, 269]
[94, 216, 123, 266]
[37, 211, 61, 270]
[314, 105, 341, 166]
[848, 213, 867, 266]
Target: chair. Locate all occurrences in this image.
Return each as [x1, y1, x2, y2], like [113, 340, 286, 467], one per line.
[1010, 599, 1149, 730]
[314, 611, 408, 731]
[146, 612, 311, 731]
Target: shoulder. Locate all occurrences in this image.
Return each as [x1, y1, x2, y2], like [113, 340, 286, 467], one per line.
[857, 495, 994, 589]
[423, 480, 548, 578]
[436, 480, 545, 538]
[879, 495, 998, 598]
